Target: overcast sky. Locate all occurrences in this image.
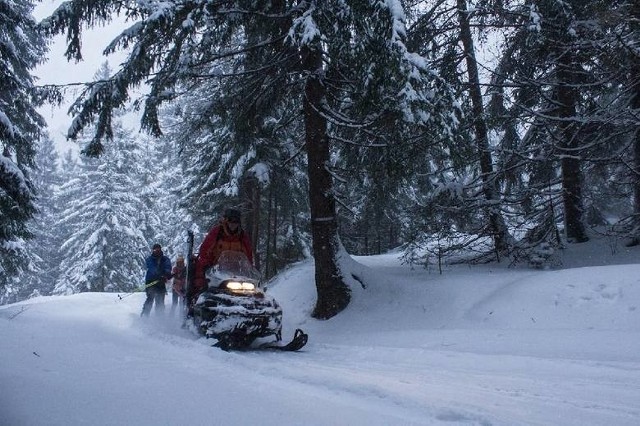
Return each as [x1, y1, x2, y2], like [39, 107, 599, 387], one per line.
[33, 1, 133, 155]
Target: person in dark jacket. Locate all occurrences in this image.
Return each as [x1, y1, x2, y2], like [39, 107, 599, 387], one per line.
[141, 243, 172, 317]
[188, 209, 253, 311]
[170, 255, 187, 313]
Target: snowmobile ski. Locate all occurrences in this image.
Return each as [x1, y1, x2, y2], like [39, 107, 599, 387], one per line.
[258, 329, 308, 352]
[214, 329, 308, 352]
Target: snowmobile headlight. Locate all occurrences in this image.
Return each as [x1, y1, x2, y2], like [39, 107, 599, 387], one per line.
[225, 281, 256, 291]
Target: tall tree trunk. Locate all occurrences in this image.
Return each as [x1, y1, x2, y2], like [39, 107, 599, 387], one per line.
[271, 192, 278, 273]
[632, 0, 640, 217]
[556, 51, 588, 243]
[301, 45, 350, 319]
[457, 0, 510, 252]
[631, 0, 640, 237]
[241, 174, 261, 268]
[631, 62, 640, 242]
[265, 185, 274, 278]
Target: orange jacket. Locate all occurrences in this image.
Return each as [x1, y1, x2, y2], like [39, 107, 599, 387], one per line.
[195, 222, 253, 277]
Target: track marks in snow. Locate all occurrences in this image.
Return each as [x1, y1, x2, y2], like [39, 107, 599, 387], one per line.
[228, 342, 640, 426]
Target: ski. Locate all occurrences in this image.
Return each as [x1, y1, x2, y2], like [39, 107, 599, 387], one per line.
[213, 329, 308, 352]
[257, 329, 308, 352]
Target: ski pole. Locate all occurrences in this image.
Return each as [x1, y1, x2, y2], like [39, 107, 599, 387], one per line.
[116, 279, 162, 301]
[116, 292, 136, 301]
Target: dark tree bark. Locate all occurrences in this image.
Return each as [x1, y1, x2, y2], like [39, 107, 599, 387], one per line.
[241, 174, 261, 269]
[265, 186, 274, 278]
[556, 51, 588, 243]
[457, 0, 510, 252]
[631, 61, 640, 243]
[301, 45, 350, 319]
[631, 0, 640, 232]
[271, 191, 278, 274]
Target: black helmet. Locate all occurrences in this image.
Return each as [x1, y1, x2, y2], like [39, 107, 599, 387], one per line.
[223, 208, 241, 223]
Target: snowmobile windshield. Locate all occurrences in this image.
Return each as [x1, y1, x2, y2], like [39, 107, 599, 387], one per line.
[213, 251, 261, 283]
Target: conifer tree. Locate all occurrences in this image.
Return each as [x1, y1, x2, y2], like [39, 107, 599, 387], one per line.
[42, 1, 459, 317]
[146, 122, 194, 261]
[54, 122, 149, 294]
[19, 134, 63, 300]
[0, 0, 48, 296]
[485, 0, 639, 249]
[54, 62, 150, 294]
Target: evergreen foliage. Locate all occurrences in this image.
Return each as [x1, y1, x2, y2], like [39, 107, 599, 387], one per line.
[147, 120, 195, 262]
[18, 134, 63, 300]
[482, 0, 640, 253]
[53, 64, 150, 294]
[41, 0, 460, 317]
[53, 123, 149, 294]
[0, 0, 48, 295]
[2, 0, 638, 303]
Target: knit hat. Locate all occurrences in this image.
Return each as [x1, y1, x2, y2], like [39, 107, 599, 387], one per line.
[224, 208, 241, 223]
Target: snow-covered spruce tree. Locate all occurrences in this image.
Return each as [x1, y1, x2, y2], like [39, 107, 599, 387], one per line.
[586, 0, 640, 244]
[372, 0, 510, 263]
[485, 1, 609, 245]
[145, 117, 194, 261]
[17, 134, 63, 300]
[54, 64, 150, 294]
[41, 0, 459, 318]
[397, 0, 512, 258]
[173, 0, 458, 308]
[326, 2, 463, 258]
[455, 0, 512, 253]
[533, 1, 589, 243]
[52, 149, 80, 267]
[0, 0, 48, 299]
[54, 123, 149, 294]
[164, 69, 310, 278]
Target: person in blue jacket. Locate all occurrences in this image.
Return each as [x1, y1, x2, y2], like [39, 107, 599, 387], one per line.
[141, 243, 172, 316]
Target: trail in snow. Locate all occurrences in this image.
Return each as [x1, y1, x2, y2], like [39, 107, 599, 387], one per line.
[2, 238, 640, 425]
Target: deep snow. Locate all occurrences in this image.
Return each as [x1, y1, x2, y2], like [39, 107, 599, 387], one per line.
[2, 235, 640, 425]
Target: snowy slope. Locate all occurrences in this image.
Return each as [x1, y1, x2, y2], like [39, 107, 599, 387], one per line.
[2, 236, 640, 425]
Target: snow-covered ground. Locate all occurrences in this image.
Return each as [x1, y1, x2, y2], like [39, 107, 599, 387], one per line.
[2, 235, 640, 425]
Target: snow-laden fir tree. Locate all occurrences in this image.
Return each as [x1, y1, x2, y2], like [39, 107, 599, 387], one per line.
[42, 0, 460, 317]
[0, 0, 48, 299]
[483, 0, 640, 252]
[17, 134, 64, 301]
[164, 76, 310, 277]
[54, 123, 150, 294]
[144, 114, 195, 262]
[124, 130, 164, 249]
[54, 64, 151, 294]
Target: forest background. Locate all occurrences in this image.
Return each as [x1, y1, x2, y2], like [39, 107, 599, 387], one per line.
[1, 0, 639, 316]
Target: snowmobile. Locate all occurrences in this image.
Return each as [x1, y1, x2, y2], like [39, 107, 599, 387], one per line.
[186, 232, 307, 351]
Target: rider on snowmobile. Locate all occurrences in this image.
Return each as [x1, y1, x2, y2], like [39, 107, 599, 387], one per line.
[188, 208, 253, 310]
